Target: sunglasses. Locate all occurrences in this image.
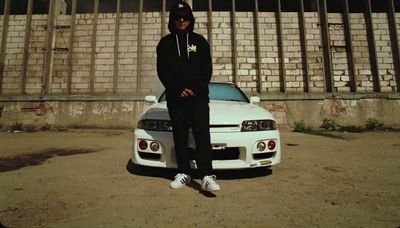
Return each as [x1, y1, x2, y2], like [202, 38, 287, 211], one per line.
[174, 15, 190, 21]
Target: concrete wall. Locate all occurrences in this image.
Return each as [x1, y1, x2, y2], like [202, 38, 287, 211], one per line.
[263, 98, 400, 129]
[0, 100, 148, 129]
[1, 97, 399, 129]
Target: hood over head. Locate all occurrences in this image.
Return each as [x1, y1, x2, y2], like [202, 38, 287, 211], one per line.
[168, 1, 195, 34]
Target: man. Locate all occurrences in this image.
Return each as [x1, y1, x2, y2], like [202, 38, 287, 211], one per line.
[156, 1, 220, 192]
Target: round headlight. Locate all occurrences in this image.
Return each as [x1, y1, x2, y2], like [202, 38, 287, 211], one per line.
[257, 142, 266, 151]
[138, 140, 148, 150]
[268, 140, 276, 150]
[150, 142, 160, 152]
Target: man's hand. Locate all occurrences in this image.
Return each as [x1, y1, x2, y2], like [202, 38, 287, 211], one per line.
[180, 88, 195, 97]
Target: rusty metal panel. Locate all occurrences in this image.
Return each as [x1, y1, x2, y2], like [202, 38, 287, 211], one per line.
[342, 0, 357, 92]
[137, 0, 143, 95]
[113, 0, 121, 94]
[364, 0, 380, 92]
[254, 0, 262, 93]
[90, 0, 99, 94]
[388, 0, 400, 92]
[276, 0, 286, 93]
[21, 0, 33, 95]
[318, 0, 333, 92]
[299, 0, 310, 93]
[231, 0, 238, 85]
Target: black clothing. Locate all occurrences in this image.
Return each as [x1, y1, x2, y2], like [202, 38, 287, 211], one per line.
[156, 1, 213, 177]
[167, 99, 213, 177]
[157, 33, 212, 102]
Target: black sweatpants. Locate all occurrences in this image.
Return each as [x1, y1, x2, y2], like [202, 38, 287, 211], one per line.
[167, 97, 213, 177]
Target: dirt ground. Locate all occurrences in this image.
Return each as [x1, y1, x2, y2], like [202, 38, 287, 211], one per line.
[0, 129, 399, 227]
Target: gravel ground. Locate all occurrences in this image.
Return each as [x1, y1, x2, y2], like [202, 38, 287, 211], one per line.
[0, 129, 399, 227]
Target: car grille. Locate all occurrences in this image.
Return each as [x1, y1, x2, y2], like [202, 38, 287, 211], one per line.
[188, 148, 240, 160]
[210, 124, 240, 133]
[139, 152, 161, 160]
[210, 124, 239, 128]
[253, 152, 275, 160]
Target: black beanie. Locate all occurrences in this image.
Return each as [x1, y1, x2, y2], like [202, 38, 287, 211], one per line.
[168, 1, 195, 33]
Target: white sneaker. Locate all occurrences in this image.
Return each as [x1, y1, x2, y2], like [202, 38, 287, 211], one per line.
[170, 173, 191, 189]
[201, 175, 221, 191]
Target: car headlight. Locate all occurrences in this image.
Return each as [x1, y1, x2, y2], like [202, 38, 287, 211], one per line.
[241, 119, 276, 131]
[137, 119, 173, 132]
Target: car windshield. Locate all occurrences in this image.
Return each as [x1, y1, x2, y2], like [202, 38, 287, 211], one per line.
[158, 83, 249, 103]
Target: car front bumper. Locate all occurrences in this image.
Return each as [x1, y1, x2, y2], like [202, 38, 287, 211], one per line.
[132, 128, 281, 170]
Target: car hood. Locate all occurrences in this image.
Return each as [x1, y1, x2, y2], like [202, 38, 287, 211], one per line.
[141, 100, 275, 124]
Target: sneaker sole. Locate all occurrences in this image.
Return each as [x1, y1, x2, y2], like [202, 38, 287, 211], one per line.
[201, 187, 221, 192]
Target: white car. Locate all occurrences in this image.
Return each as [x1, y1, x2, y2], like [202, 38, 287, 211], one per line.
[132, 82, 281, 170]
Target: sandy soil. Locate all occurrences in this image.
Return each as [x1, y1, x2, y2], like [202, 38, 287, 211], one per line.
[0, 129, 399, 227]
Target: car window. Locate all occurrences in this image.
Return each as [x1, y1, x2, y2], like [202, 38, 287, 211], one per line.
[158, 83, 249, 103]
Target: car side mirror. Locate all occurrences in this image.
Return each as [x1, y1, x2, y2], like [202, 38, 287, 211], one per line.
[250, 96, 260, 104]
[144, 95, 157, 103]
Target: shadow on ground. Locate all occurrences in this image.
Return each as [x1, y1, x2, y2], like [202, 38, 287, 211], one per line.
[126, 159, 272, 180]
[126, 159, 272, 197]
[0, 148, 103, 172]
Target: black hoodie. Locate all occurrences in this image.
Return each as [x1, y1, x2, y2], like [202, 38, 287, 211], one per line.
[156, 1, 212, 103]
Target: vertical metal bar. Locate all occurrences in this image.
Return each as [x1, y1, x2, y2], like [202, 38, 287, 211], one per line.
[161, 0, 166, 37]
[113, 0, 121, 94]
[0, 0, 10, 94]
[342, 0, 357, 92]
[387, 0, 400, 92]
[42, 0, 56, 95]
[364, 0, 380, 92]
[276, 0, 286, 93]
[298, 0, 310, 93]
[137, 0, 143, 95]
[21, 0, 33, 94]
[208, 0, 213, 57]
[90, 0, 99, 94]
[254, 0, 262, 93]
[67, 0, 77, 95]
[231, 0, 238, 85]
[318, 0, 333, 93]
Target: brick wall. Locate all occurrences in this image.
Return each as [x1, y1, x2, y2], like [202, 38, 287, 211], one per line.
[72, 14, 92, 94]
[118, 13, 138, 94]
[0, 15, 3, 61]
[373, 13, 396, 92]
[236, 12, 257, 93]
[140, 12, 162, 95]
[2, 15, 26, 94]
[25, 15, 47, 95]
[1, 12, 400, 96]
[329, 13, 351, 92]
[305, 12, 325, 93]
[211, 12, 233, 83]
[94, 13, 116, 94]
[259, 12, 280, 93]
[350, 13, 374, 92]
[52, 15, 70, 94]
[398, 14, 400, 44]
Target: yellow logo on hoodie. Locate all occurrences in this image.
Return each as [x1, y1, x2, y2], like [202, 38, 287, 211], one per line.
[188, 44, 197, 53]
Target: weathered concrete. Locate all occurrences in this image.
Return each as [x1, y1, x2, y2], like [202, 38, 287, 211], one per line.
[0, 100, 152, 129]
[262, 98, 400, 128]
[0, 97, 399, 129]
